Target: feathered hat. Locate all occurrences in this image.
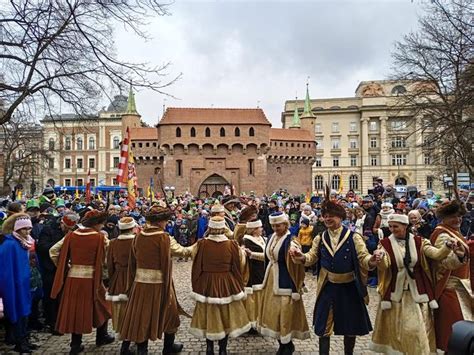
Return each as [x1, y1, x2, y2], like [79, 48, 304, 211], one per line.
[321, 185, 346, 220]
[435, 200, 466, 220]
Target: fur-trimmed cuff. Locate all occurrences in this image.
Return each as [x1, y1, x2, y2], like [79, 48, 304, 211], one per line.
[105, 292, 129, 302]
[381, 301, 391, 310]
[428, 300, 439, 309]
[244, 287, 254, 295]
[291, 292, 301, 301]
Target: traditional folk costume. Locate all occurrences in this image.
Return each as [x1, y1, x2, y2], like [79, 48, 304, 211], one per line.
[233, 206, 258, 246]
[370, 214, 453, 355]
[242, 219, 266, 328]
[429, 201, 473, 352]
[118, 207, 189, 355]
[257, 212, 310, 354]
[50, 210, 113, 354]
[210, 202, 234, 239]
[106, 217, 136, 335]
[189, 216, 251, 355]
[300, 199, 372, 354]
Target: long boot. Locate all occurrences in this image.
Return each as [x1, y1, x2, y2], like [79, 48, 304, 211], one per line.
[218, 335, 228, 355]
[120, 340, 133, 355]
[343, 336, 356, 355]
[281, 341, 295, 355]
[206, 339, 214, 355]
[137, 340, 148, 355]
[319, 336, 330, 355]
[276, 340, 283, 355]
[13, 338, 32, 354]
[163, 333, 183, 354]
[69, 333, 84, 355]
[96, 321, 115, 346]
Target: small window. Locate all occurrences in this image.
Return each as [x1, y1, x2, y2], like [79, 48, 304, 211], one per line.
[331, 138, 340, 149]
[65, 158, 71, 169]
[220, 127, 225, 137]
[315, 123, 322, 133]
[65, 179, 71, 187]
[176, 127, 181, 137]
[153, 142, 157, 147]
[205, 127, 211, 137]
[235, 127, 240, 137]
[332, 156, 339, 167]
[88, 137, 95, 150]
[77, 137, 83, 150]
[146, 143, 150, 147]
[331, 122, 339, 133]
[314, 175, 324, 190]
[89, 158, 95, 169]
[138, 143, 143, 148]
[349, 175, 359, 190]
[392, 85, 407, 95]
[190, 127, 196, 137]
[65, 137, 71, 150]
[248, 159, 255, 176]
[176, 159, 182, 177]
[279, 142, 283, 147]
[315, 157, 322, 167]
[77, 178, 84, 186]
[291, 143, 294, 147]
[132, 143, 136, 148]
[331, 175, 341, 190]
[350, 139, 358, 149]
[369, 121, 378, 131]
[249, 127, 255, 136]
[90, 179, 96, 187]
[49, 138, 55, 150]
[112, 178, 118, 186]
[426, 176, 434, 189]
[113, 157, 120, 168]
[48, 158, 54, 169]
[370, 155, 378, 166]
[370, 137, 377, 148]
[350, 122, 357, 132]
[77, 158, 83, 169]
[424, 154, 431, 165]
[113, 136, 120, 149]
[276, 167, 281, 174]
[350, 155, 357, 167]
[391, 154, 407, 166]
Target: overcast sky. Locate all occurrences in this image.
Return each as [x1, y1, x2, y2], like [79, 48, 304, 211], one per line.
[114, 0, 423, 127]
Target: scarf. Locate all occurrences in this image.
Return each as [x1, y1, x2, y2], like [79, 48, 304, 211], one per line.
[12, 231, 35, 250]
[379, 209, 395, 228]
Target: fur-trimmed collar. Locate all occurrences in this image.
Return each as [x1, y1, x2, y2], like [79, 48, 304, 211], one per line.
[117, 233, 135, 240]
[243, 234, 266, 250]
[207, 234, 228, 242]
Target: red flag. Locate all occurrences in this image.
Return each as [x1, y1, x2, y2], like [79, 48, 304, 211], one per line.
[85, 169, 91, 204]
[116, 127, 130, 184]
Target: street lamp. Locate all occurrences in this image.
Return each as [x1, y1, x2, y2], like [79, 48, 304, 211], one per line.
[170, 186, 176, 198]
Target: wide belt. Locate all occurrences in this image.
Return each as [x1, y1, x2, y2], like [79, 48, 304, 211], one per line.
[324, 268, 355, 284]
[135, 268, 163, 284]
[68, 265, 95, 279]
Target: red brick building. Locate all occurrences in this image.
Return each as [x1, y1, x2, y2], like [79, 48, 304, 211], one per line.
[132, 107, 316, 197]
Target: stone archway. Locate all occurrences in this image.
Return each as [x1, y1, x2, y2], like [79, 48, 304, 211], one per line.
[198, 174, 229, 198]
[395, 176, 408, 185]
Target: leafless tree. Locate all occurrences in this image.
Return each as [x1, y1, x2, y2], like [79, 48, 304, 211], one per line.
[0, 0, 180, 125]
[391, 0, 474, 178]
[0, 115, 46, 191]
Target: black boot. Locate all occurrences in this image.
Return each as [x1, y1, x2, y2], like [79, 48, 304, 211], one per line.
[13, 339, 32, 354]
[206, 339, 214, 355]
[96, 321, 115, 346]
[70, 333, 84, 355]
[137, 340, 148, 355]
[218, 336, 228, 355]
[276, 340, 283, 355]
[319, 337, 330, 355]
[163, 333, 183, 354]
[120, 340, 134, 355]
[281, 341, 295, 355]
[343, 336, 356, 355]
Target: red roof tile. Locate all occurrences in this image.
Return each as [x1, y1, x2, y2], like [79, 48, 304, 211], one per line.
[269, 128, 314, 142]
[130, 127, 158, 140]
[159, 107, 271, 126]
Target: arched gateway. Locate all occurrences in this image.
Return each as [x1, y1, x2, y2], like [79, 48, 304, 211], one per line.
[198, 174, 229, 198]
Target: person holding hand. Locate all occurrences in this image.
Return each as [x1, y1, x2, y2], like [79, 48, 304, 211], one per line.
[290, 187, 379, 355]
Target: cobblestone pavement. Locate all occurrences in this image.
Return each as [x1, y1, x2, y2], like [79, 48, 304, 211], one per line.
[1, 259, 382, 354]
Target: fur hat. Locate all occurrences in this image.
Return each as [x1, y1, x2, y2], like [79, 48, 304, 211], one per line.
[62, 213, 80, 228]
[435, 200, 466, 220]
[269, 212, 288, 225]
[146, 206, 172, 223]
[82, 210, 108, 227]
[246, 219, 262, 229]
[387, 214, 409, 225]
[239, 205, 258, 223]
[321, 184, 346, 219]
[208, 216, 226, 229]
[118, 216, 137, 230]
[211, 202, 225, 213]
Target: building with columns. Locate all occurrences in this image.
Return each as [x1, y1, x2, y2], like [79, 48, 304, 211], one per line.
[40, 89, 141, 189]
[282, 80, 444, 194]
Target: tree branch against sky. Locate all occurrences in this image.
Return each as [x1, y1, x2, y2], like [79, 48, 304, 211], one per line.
[0, 0, 181, 125]
[391, 0, 474, 177]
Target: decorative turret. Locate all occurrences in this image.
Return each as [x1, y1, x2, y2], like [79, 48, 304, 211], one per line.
[299, 82, 315, 138]
[121, 84, 141, 135]
[289, 97, 301, 129]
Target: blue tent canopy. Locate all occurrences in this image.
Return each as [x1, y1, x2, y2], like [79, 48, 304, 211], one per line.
[54, 186, 124, 193]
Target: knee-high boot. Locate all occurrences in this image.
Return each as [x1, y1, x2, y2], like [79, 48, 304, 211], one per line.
[319, 337, 330, 355]
[137, 340, 148, 355]
[96, 320, 115, 346]
[206, 339, 214, 355]
[70, 333, 84, 355]
[343, 336, 356, 355]
[218, 336, 228, 355]
[120, 340, 133, 355]
[163, 333, 183, 354]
